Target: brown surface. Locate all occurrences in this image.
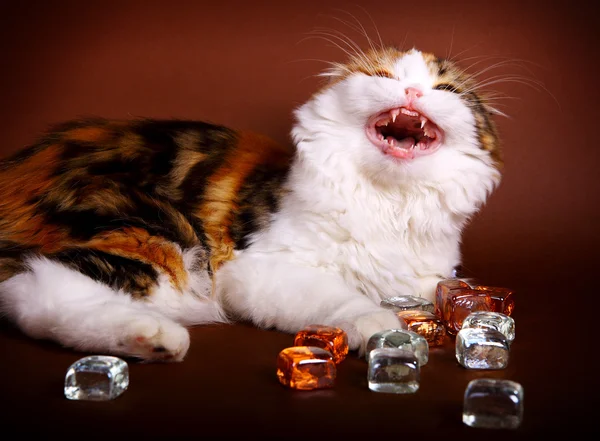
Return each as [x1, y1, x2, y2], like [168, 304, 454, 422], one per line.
[0, 0, 598, 438]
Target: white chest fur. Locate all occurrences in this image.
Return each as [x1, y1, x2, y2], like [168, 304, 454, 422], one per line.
[245, 149, 473, 303]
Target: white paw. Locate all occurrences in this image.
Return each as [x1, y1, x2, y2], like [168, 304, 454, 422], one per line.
[340, 309, 406, 355]
[414, 275, 446, 302]
[119, 315, 190, 362]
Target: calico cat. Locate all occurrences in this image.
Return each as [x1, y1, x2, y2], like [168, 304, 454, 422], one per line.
[0, 48, 502, 361]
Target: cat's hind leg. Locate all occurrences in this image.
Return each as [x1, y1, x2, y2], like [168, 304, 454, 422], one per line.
[0, 256, 190, 361]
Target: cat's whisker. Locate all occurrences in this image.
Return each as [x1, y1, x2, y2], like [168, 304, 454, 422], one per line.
[338, 7, 384, 50]
[466, 60, 536, 81]
[445, 24, 457, 61]
[456, 58, 544, 93]
[357, 6, 386, 50]
[447, 44, 482, 63]
[462, 77, 560, 110]
[304, 31, 371, 68]
[463, 75, 547, 93]
[311, 27, 366, 54]
[452, 60, 526, 92]
[314, 27, 375, 69]
[286, 58, 349, 71]
[325, 16, 378, 54]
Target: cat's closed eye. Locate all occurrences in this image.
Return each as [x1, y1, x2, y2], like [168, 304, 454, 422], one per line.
[433, 83, 460, 94]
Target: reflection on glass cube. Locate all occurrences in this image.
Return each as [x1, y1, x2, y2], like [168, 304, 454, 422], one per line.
[396, 310, 446, 346]
[463, 378, 524, 429]
[462, 311, 515, 343]
[366, 329, 428, 366]
[294, 324, 349, 363]
[368, 348, 419, 394]
[456, 328, 510, 369]
[276, 346, 336, 390]
[64, 355, 129, 401]
[380, 295, 435, 313]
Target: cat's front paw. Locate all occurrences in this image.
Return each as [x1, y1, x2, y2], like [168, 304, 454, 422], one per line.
[338, 309, 406, 355]
[119, 315, 190, 362]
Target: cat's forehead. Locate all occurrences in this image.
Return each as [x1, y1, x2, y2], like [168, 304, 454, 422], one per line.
[324, 47, 442, 85]
[391, 50, 438, 83]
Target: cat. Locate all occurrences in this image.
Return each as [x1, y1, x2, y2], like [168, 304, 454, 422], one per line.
[0, 47, 502, 361]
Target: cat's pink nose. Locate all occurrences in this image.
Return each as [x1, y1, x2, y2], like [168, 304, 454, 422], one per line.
[405, 87, 423, 102]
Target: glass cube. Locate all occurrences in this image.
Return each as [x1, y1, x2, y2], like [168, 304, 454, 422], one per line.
[64, 355, 129, 401]
[456, 328, 509, 369]
[472, 285, 515, 316]
[366, 329, 428, 366]
[436, 280, 515, 335]
[368, 348, 420, 394]
[462, 311, 515, 343]
[463, 379, 524, 429]
[276, 346, 336, 390]
[293, 324, 349, 364]
[380, 295, 435, 313]
[396, 310, 446, 346]
[435, 278, 471, 320]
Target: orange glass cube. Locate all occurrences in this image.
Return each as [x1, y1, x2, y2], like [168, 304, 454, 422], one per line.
[472, 286, 515, 316]
[397, 310, 446, 347]
[436, 280, 515, 335]
[435, 279, 471, 322]
[294, 325, 349, 364]
[276, 346, 336, 390]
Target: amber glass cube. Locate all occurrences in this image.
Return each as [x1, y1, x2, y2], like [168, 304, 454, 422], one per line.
[294, 325, 349, 363]
[472, 286, 515, 316]
[276, 346, 336, 390]
[445, 287, 515, 335]
[396, 310, 447, 346]
[435, 279, 471, 322]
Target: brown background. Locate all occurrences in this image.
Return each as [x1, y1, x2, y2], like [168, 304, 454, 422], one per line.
[0, 0, 598, 439]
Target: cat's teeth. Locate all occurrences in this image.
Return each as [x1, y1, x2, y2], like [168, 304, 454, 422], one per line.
[426, 128, 436, 139]
[390, 109, 400, 123]
[400, 108, 419, 117]
[420, 117, 427, 129]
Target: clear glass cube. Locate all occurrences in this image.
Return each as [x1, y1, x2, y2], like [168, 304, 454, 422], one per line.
[64, 355, 129, 401]
[462, 311, 515, 343]
[463, 378, 524, 429]
[380, 295, 435, 313]
[456, 328, 509, 369]
[368, 348, 420, 394]
[366, 329, 428, 366]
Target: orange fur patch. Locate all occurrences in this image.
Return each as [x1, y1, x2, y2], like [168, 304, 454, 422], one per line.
[197, 131, 289, 272]
[64, 127, 113, 143]
[86, 227, 188, 291]
[0, 144, 69, 252]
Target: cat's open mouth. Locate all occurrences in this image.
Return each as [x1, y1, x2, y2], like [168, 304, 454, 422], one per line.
[366, 107, 443, 160]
